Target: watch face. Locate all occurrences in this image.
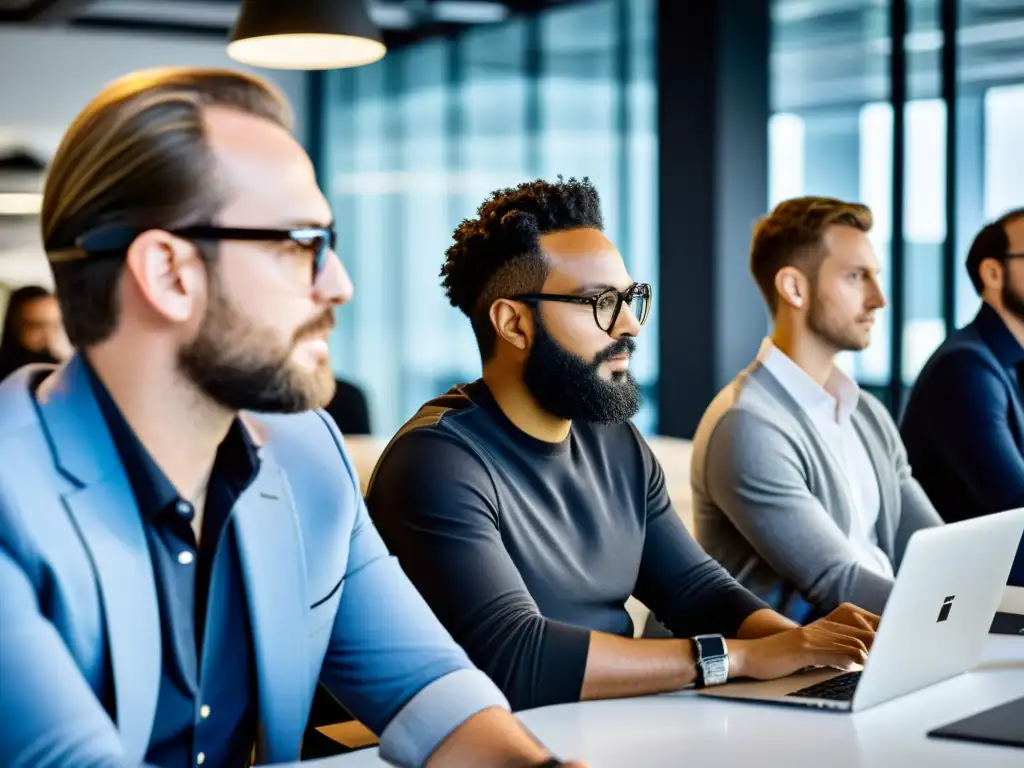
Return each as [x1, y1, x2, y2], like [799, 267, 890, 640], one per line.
[696, 634, 727, 659]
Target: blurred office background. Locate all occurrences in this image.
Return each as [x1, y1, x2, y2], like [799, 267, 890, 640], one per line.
[1, 0, 1022, 438]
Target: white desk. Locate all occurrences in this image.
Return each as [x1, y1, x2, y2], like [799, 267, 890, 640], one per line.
[300, 635, 1024, 768]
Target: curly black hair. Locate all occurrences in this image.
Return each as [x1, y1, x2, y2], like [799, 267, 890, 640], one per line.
[441, 176, 604, 358]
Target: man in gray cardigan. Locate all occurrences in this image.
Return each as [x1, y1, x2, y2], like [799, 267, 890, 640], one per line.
[691, 197, 943, 622]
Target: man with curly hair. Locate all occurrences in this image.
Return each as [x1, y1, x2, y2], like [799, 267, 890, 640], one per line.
[366, 178, 880, 713]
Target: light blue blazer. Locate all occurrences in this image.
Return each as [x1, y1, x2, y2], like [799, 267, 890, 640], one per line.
[0, 356, 507, 768]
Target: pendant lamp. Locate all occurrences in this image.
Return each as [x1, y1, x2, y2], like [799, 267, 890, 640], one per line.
[228, 0, 387, 70]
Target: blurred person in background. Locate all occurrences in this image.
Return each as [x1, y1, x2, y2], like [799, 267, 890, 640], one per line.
[0, 284, 72, 380]
[325, 376, 372, 435]
[901, 208, 1024, 587]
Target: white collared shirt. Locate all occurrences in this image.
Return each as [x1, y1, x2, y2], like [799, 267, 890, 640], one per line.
[758, 338, 895, 579]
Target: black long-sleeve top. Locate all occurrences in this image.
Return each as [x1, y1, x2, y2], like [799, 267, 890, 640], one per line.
[366, 380, 768, 711]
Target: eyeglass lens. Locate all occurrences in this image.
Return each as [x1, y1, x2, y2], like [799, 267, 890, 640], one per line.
[596, 286, 650, 330]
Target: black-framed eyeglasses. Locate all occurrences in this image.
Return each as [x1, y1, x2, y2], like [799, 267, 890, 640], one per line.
[52, 224, 336, 283]
[512, 282, 652, 333]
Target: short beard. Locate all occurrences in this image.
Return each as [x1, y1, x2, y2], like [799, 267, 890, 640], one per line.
[807, 288, 870, 353]
[177, 277, 336, 414]
[1002, 280, 1024, 324]
[522, 315, 641, 425]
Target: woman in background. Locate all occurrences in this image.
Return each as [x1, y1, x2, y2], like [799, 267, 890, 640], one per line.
[0, 285, 72, 382]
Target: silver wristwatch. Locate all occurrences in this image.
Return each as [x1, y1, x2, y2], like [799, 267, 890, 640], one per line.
[692, 633, 729, 687]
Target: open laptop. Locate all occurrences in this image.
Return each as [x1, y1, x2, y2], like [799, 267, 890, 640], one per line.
[698, 507, 1024, 713]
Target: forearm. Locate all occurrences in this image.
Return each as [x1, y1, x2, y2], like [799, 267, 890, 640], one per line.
[728, 612, 803, 680]
[736, 608, 799, 637]
[424, 707, 552, 768]
[578, 618, 800, 700]
[579, 631, 698, 700]
[729, 520, 893, 613]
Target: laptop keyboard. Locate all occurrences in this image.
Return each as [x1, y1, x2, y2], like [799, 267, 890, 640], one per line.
[787, 671, 862, 701]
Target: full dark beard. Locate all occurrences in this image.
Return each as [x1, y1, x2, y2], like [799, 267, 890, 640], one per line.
[522, 316, 641, 425]
[177, 285, 336, 414]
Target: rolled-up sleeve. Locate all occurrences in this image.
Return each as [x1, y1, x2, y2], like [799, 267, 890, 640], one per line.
[378, 668, 508, 767]
[318, 426, 509, 768]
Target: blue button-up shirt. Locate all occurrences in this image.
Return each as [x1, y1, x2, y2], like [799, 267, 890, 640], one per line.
[86, 364, 260, 767]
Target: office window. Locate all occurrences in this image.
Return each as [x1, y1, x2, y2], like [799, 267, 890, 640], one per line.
[771, 0, 1024, 405]
[955, 82, 1024, 325]
[954, 0, 1024, 324]
[321, 0, 657, 436]
[624, 0, 658, 434]
[770, 0, 891, 386]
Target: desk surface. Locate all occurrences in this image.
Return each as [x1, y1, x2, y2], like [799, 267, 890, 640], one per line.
[300, 635, 1024, 768]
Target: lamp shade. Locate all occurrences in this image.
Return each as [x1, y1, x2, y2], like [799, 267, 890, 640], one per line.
[228, 0, 386, 70]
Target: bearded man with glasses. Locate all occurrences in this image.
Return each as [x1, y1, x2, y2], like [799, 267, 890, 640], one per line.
[901, 208, 1024, 593]
[0, 68, 583, 768]
[366, 178, 880, 713]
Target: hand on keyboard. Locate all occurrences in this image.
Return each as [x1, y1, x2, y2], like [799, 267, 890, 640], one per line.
[731, 603, 879, 681]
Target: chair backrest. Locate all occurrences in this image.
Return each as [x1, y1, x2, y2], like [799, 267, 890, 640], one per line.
[342, 434, 388, 496]
[645, 435, 695, 533]
[627, 435, 695, 636]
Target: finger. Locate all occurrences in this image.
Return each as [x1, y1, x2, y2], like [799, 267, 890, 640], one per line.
[820, 624, 873, 651]
[829, 604, 880, 631]
[836, 622, 876, 650]
[827, 602, 858, 621]
[805, 626, 871, 660]
[813, 620, 877, 649]
[841, 604, 881, 631]
[829, 644, 869, 670]
[807, 635, 869, 670]
[859, 608, 881, 631]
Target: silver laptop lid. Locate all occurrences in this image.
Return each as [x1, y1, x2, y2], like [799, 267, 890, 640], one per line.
[852, 507, 1024, 711]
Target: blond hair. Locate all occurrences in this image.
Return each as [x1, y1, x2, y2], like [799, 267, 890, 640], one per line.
[42, 67, 293, 346]
[750, 196, 873, 313]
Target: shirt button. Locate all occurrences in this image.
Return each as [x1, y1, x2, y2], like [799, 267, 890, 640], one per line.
[176, 500, 193, 518]
[178, 551, 195, 566]
[196, 753, 206, 765]
[199, 705, 211, 719]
